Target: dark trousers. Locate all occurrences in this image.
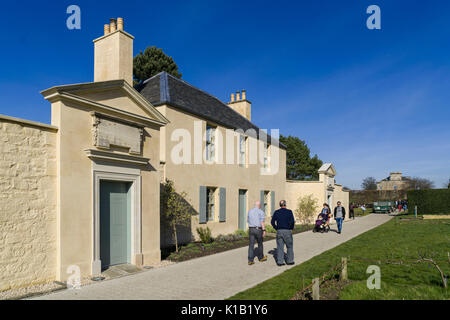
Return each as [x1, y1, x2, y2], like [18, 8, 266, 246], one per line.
[276, 229, 294, 264]
[248, 228, 264, 262]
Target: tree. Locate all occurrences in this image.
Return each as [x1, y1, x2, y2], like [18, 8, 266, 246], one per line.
[361, 177, 377, 190]
[406, 177, 435, 190]
[294, 194, 319, 225]
[133, 46, 182, 86]
[280, 135, 323, 181]
[161, 179, 195, 252]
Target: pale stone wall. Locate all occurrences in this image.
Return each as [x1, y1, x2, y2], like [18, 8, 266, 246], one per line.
[0, 116, 57, 291]
[285, 180, 350, 223]
[285, 181, 325, 223]
[334, 184, 350, 218]
[377, 180, 409, 191]
[157, 105, 287, 244]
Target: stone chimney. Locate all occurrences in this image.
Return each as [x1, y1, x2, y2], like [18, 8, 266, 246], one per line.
[93, 17, 134, 85]
[227, 90, 252, 121]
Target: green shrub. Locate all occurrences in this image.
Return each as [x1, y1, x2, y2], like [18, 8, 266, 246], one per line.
[234, 229, 248, 237]
[294, 194, 318, 224]
[196, 226, 213, 244]
[407, 189, 450, 215]
[215, 234, 244, 242]
[265, 225, 276, 233]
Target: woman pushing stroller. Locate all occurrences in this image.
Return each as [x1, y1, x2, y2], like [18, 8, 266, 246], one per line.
[313, 203, 331, 233]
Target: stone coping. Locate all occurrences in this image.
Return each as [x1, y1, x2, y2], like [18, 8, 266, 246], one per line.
[286, 180, 322, 184]
[0, 114, 58, 132]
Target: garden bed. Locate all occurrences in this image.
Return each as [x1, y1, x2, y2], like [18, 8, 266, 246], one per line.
[163, 224, 314, 262]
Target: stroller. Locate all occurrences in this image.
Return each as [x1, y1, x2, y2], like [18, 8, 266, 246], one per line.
[313, 212, 330, 233]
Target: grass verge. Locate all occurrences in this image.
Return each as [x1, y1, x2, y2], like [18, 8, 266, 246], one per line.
[229, 215, 450, 300]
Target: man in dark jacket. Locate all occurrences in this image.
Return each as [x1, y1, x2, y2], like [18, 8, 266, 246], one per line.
[334, 201, 346, 234]
[271, 200, 295, 266]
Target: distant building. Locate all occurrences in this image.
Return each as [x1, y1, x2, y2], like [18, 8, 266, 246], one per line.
[377, 172, 410, 191]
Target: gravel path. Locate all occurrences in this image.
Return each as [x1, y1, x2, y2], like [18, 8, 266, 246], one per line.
[33, 214, 391, 300]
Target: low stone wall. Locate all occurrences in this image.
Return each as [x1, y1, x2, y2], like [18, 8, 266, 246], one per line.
[285, 181, 324, 223]
[0, 115, 58, 292]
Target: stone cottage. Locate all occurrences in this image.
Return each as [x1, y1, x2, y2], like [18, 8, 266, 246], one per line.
[0, 17, 348, 291]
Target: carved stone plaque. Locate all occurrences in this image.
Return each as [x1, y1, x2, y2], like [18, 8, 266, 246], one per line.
[92, 115, 143, 155]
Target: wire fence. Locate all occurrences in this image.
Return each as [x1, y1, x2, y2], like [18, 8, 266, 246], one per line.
[294, 254, 450, 299]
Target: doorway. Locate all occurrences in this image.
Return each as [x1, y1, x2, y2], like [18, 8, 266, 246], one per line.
[100, 180, 132, 269]
[238, 189, 247, 230]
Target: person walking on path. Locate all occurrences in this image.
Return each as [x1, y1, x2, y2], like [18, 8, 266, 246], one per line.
[349, 203, 355, 220]
[247, 201, 267, 265]
[271, 200, 295, 266]
[322, 203, 331, 227]
[334, 201, 346, 234]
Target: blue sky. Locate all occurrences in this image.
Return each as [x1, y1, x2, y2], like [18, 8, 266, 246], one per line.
[0, 0, 449, 189]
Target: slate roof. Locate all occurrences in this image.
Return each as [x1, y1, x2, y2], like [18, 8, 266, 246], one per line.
[136, 72, 286, 149]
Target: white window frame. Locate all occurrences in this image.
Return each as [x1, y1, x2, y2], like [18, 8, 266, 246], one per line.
[263, 143, 270, 171]
[239, 135, 247, 167]
[206, 125, 216, 162]
[206, 187, 216, 221]
[264, 191, 270, 216]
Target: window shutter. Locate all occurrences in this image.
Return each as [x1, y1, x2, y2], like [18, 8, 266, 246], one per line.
[260, 190, 265, 212]
[199, 186, 207, 224]
[271, 191, 276, 215]
[219, 187, 226, 222]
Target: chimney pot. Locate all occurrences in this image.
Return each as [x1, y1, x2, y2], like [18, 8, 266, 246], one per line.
[104, 24, 110, 35]
[230, 93, 235, 102]
[117, 17, 124, 31]
[109, 18, 117, 32]
[241, 90, 247, 100]
[236, 91, 241, 101]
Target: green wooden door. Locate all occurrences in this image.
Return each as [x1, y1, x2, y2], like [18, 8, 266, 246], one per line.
[100, 181, 131, 269]
[238, 189, 247, 230]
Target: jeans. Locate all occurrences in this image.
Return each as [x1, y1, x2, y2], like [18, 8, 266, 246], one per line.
[336, 217, 343, 232]
[248, 228, 264, 262]
[276, 229, 294, 264]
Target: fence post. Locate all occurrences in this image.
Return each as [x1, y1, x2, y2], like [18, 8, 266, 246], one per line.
[341, 257, 348, 281]
[414, 206, 417, 219]
[312, 278, 320, 300]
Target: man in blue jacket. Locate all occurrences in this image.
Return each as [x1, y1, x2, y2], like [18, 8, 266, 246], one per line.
[271, 200, 295, 266]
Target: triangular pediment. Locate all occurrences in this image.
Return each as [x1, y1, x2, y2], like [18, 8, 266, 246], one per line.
[318, 163, 336, 176]
[41, 80, 169, 126]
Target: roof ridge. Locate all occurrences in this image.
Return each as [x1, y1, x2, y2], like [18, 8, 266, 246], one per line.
[163, 72, 261, 128]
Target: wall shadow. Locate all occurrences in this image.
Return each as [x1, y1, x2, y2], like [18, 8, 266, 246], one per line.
[159, 183, 198, 251]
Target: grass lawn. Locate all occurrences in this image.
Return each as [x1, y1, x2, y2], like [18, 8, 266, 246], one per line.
[230, 215, 450, 300]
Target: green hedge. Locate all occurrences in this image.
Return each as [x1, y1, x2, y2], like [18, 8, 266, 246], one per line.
[350, 190, 408, 204]
[407, 189, 450, 215]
